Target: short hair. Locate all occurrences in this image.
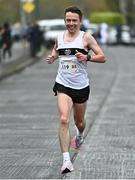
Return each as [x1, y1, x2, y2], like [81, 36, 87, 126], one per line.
[64, 6, 83, 21]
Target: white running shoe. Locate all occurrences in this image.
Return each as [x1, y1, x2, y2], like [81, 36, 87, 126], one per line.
[61, 161, 74, 174]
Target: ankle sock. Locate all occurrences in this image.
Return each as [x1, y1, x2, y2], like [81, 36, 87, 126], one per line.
[63, 152, 71, 163]
[75, 125, 84, 137]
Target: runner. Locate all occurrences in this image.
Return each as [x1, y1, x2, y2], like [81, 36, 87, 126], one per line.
[46, 6, 106, 174]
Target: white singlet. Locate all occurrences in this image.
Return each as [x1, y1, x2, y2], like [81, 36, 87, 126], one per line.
[56, 31, 90, 89]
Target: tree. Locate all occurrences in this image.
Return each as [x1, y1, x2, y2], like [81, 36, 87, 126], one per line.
[0, 0, 19, 24]
[105, 0, 133, 24]
[0, 0, 134, 25]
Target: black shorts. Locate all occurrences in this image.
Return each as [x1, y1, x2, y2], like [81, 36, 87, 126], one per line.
[53, 82, 90, 104]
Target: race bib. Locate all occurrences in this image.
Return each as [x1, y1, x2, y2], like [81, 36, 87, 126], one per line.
[60, 61, 77, 73]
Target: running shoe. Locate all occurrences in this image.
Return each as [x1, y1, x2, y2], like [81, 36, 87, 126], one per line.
[71, 135, 84, 149]
[61, 161, 74, 174]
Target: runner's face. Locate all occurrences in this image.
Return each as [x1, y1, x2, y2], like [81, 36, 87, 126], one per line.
[64, 12, 81, 33]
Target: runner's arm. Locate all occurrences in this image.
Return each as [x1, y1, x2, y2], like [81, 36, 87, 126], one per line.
[85, 32, 106, 63]
[46, 40, 59, 64]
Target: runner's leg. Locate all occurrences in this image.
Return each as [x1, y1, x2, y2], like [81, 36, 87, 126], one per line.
[58, 93, 73, 153]
[70, 102, 87, 149]
[73, 102, 87, 134]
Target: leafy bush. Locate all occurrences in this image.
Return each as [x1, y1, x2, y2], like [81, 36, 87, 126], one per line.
[90, 12, 126, 26]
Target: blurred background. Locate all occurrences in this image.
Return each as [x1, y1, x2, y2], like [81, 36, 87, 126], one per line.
[0, 0, 135, 60]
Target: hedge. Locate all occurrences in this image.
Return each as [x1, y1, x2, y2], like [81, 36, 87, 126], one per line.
[90, 12, 126, 26]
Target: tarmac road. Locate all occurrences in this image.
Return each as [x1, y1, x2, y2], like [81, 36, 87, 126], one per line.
[0, 45, 135, 179]
[66, 46, 135, 179]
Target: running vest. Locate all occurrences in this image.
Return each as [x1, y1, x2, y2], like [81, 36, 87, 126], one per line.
[56, 31, 89, 89]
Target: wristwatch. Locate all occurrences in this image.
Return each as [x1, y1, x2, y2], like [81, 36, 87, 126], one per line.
[87, 54, 91, 61]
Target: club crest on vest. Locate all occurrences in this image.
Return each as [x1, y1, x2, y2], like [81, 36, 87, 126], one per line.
[65, 49, 71, 55]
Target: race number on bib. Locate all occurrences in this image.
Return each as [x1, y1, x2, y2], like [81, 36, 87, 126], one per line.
[60, 61, 77, 73]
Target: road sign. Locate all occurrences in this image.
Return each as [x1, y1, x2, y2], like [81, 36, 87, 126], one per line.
[23, 2, 35, 13]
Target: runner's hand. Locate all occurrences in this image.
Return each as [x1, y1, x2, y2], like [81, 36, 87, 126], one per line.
[75, 50, 87, 61]
[46, 55, 55, 64]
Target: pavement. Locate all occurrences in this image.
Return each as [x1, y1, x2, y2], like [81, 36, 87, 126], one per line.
[0, 45, 135, 179]
[0, 41, 40, 80]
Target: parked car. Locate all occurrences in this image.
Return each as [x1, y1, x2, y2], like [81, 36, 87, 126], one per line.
[38, 19, 66, 48]
[131, 26, 135, 45]
[121, 25, 132, 45]
[107, 25, 132, 45]
[86, 23, 99, 38]
[107, 26, 117, 45]
[37, 19, 52, 31]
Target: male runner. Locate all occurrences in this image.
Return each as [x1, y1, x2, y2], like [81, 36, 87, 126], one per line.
[46, 6, 106, 174]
